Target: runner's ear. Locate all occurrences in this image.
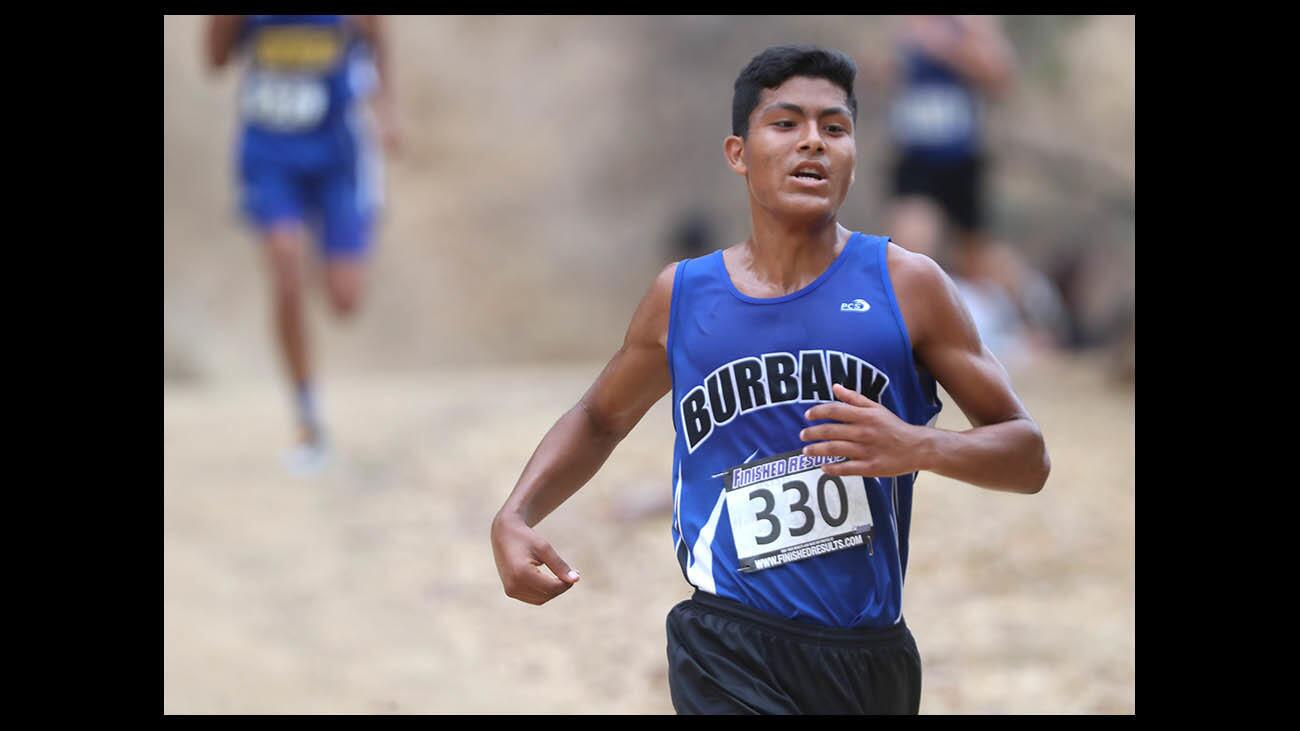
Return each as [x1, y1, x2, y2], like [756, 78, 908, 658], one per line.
[724, 135, 747, 177]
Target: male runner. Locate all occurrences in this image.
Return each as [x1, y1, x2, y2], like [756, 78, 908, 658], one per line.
[207, 15, 399, 471]
[490, 45, 1049, 714]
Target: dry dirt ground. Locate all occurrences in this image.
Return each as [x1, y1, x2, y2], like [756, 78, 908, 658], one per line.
[163, 352, 1134, 714]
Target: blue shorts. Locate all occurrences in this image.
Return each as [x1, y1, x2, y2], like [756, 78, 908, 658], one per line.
[237, 120, 382, 260]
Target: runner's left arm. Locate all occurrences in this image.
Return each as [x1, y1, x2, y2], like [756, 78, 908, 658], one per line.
[801, 246, 1049, 494]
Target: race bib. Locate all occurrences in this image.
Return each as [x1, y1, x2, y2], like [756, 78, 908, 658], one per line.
[891, 84, 975, 147]
[241, 72, 328, 133]
[725, 450, 874, 573]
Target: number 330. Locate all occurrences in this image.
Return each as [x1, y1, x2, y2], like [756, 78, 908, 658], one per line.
[749, 474, 849, 546]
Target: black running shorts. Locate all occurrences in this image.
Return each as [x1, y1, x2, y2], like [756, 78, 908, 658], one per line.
[892, 152, 985, 234]
[665, 590, 922, 715]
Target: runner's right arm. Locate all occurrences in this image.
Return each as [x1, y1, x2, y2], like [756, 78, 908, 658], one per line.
[206, 15, 244, 72]
[491, 262, 677, 606]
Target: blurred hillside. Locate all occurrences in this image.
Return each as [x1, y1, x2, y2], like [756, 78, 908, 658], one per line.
[163, 15, 1134, 383]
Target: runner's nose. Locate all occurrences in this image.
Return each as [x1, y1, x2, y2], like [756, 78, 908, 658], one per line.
[798, 124, 826, 153]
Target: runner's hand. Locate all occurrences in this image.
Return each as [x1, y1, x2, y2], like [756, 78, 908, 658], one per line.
[491, 513, 580, 605]
[800, 384, 927, 479]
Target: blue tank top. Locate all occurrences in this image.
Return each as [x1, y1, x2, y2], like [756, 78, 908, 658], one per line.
[236, 16, 376, 151]
[890, 23, 981, 160]
[667, 232, 943, 629]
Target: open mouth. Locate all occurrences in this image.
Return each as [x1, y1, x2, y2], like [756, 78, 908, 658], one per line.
[791, 171, 825, 181]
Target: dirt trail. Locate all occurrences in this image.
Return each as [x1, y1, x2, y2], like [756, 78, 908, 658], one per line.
[163, 353, 1134, 714]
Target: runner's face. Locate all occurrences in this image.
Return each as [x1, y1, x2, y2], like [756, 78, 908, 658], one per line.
[729, 76, 856, 221]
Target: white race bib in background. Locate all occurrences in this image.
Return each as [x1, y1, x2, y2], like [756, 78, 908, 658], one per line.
[891, 84, 975, 147]
[241, 72, 328, 133]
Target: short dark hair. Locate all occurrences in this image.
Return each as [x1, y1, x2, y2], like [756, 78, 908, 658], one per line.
[732, 45, 858, 138]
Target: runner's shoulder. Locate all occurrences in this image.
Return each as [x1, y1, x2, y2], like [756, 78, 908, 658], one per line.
[623, 261, 679, 351]
[646, 237, 741, 324]
[885, 241, 954, 346]
[885, 241, 947, 296]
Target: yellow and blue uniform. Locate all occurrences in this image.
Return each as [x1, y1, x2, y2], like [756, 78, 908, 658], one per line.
[234, 15, 382, 259]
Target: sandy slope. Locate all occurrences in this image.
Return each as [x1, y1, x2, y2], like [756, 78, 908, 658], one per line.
[163, 353, 1133, 714]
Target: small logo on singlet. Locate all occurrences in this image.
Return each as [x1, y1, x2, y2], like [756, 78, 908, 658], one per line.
[840, 298, 871, 312]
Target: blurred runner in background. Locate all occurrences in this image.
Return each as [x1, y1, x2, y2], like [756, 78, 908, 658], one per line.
[206, 15, 400, 473]
[875, 15, 1065, 361]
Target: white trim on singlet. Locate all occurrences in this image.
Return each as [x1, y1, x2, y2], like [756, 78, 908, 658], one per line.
[890, 475, 904, 625]
[686, 447, 758, 594]
[687, 488, 727, 594]
[351, 107, 383, 214]
[892, 475, 900, 557]
[344, 47, 384, 214]
[673, 462, 684, 560]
